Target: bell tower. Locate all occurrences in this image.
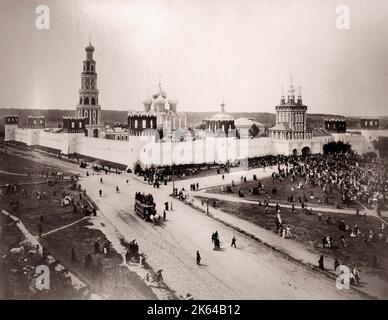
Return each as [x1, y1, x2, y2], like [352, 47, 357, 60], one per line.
[76, 41, 103, 138]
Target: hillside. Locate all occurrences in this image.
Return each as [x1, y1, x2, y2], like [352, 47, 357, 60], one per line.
[0, 108, 387, 136]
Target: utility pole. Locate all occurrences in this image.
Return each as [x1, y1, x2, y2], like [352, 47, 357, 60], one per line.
[172, 170, 175, 195]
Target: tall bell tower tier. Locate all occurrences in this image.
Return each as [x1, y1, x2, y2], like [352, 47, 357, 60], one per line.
[268, 78, 312, 140]
[76, 41, 103, 138]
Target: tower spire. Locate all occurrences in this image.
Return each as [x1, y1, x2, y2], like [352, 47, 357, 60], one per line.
[297, 86, 303, 105]
[158, 74, 162, 92]
[280, 86, 285, 105]
[288, 75, 296, 104]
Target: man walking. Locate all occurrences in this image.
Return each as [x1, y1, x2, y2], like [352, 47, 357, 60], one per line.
[231, 236, 237, 248]
[318, 255, 325, 270]
[196, 251, 201, 265]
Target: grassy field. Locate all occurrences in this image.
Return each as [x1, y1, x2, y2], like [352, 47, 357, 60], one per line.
[0, 150, 63, 185]
[206, 174, 364, 210]
[196, 195, 388, 281]
[40, 219, 156, 299]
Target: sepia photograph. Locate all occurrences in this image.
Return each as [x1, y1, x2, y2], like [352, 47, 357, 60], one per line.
[0, 0, 387, 309]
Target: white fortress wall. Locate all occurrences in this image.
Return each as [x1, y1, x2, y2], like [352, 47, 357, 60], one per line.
[38, 131, 70, 154]
[272, 139, 291, 155]
[75, 136, 130, 165]
[347, 129, 388, 153]
[137, 135, 159, 167]
[246, 137, 273, 158]
[171, 139, 194, 165]
[4, 122, 377, 170]
[14, 128, 36, 145]
[331, 133, 368, 154]
[192, 138, 206, 164]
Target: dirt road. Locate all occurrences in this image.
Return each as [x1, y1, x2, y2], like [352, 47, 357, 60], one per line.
[81, 171, 363, 299]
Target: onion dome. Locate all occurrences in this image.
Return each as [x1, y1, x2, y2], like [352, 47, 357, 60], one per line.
[143, 99, 153, 105]
[86, 41, 95, 51]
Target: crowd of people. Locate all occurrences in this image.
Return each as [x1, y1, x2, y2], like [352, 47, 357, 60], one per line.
[136, 162, 233, 188]
[265, 152, 387, 211]
[135, 192, 155, 206]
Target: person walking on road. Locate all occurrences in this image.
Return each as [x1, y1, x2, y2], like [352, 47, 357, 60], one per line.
[196, 251, 201, 265]
[334, 258, 340, 271]
[231, 236, 237, 248]
[100, 177, 103, 184]
[163, 210, 166, 221]
[99, 189, 102, 197]
[318, 255, 325, 270]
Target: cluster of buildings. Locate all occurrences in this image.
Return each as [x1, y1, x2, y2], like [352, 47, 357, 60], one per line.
[3, 43, 387, 169]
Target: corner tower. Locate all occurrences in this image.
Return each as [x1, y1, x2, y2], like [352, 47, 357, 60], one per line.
[76, 41, 103, 138]
[4, 115, 19, 141]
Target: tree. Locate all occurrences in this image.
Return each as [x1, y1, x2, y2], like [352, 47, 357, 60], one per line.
[197, 123, 207, 130]
[249, 123, 260, 138]
[372, 137, 388, 158]
[323, 141, 352, 154]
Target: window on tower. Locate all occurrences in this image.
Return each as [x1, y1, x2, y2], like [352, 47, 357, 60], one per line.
[91, 98, 96, 105]
[84, 97, 89, 105]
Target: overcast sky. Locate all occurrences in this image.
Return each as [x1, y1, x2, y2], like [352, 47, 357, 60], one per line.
[0, 0, 387, 116]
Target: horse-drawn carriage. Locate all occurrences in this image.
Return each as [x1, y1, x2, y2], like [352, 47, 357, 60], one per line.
[134, 193, 160, 224]
[120, 238, 143, 264]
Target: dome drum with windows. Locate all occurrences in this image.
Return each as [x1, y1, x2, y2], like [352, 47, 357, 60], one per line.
[269, 78, 312, 140]
[205, 102, 235, 136]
